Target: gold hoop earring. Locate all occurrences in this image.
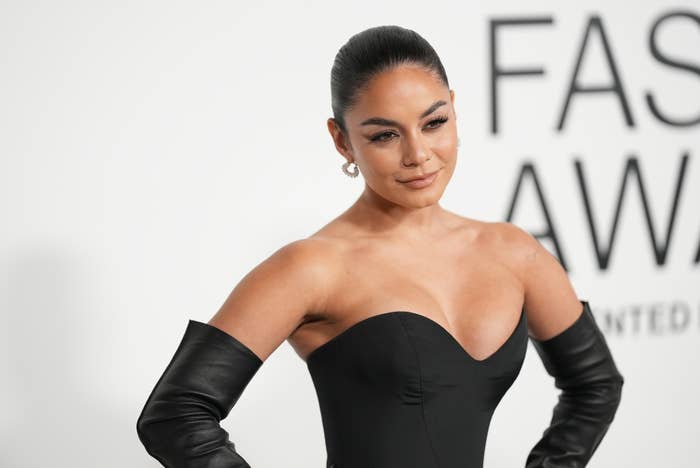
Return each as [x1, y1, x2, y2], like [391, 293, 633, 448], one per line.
[342, 160, 359, 178]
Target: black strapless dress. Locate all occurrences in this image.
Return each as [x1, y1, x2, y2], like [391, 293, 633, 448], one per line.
[306, 307, 528, 468]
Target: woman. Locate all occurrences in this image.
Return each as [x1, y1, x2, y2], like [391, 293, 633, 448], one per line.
[136, 25, 624, 468]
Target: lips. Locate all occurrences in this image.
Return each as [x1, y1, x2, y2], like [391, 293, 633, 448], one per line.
[399, 169, 440, 183]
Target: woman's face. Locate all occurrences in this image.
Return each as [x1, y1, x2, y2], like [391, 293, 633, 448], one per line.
[329, 64, 458, 209]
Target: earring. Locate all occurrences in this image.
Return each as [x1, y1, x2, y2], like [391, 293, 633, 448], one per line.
[342, 160, 359, 178]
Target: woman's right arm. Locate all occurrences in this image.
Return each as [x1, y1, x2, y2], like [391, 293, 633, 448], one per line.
[136, 238, 334, 468]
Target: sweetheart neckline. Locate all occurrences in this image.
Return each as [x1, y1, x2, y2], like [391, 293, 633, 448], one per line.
[305, 307, 526, 365]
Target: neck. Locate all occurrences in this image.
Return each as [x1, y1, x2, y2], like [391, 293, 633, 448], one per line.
[342, 184, 452, 238]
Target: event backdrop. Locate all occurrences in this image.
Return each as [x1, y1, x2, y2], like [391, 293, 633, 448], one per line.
[1, 1, 698, 467]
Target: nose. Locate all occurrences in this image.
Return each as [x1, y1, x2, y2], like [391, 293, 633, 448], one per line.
[400, 134, 432, 167]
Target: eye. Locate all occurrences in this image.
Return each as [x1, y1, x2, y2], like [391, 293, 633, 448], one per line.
[370, 131, 397, 143]
[368, 115, 450, 143]
[425, 115, 449, 129]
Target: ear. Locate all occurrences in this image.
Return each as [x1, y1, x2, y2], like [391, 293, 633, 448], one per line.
[327, 118, 353, 158]
[449, 89, 456, 119]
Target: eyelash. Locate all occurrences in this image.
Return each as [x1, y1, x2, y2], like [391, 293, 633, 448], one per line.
[370, 114, 450, 142]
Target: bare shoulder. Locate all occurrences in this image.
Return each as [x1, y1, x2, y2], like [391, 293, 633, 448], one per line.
[259, 236, 341, 282]
[207, 237, 341, 363]
[479, 221, 584, 340]
[456, 219, 538, 269]
[484, 221, 541, 269]
[484, 221, 565, 288]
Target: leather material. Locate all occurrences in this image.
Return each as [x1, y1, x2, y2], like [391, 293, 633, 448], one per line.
[526, 301, 624, 468]
[137, 319, 263, 468]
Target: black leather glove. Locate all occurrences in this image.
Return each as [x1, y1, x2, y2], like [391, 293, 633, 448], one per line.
[137, 319, 263, 468]
[526, 300, 624, 468]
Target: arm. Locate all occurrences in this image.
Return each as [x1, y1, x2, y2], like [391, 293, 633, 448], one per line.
[527, 300, 624, 468]
[136, 318, 262, 468]
[136, 239, 333, 467]
[504, 223, 624, 468]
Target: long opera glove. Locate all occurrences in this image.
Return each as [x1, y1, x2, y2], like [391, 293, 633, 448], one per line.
[526, 301, 624, 468]
[137, 319, 263, 468]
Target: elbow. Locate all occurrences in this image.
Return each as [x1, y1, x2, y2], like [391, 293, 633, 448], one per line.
[136, 408, 160, 452]
[598, 370, 624, 427]
[609, 370, 624, 412]
[136, 402, 176, 457]
[598, 366, 625, 412]
[604, 366, 624, 406]
[136, 405, 188, 466]
[136, 401, 232, 461]
[586, 369, 625, 425]
[556, 367, 625, 425]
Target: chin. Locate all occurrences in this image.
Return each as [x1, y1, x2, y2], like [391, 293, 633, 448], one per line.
[398, 186, 446, 208]
[407, 198, 441, 209]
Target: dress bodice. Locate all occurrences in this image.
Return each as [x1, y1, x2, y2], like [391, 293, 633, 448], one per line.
[306, 308, 528, 468]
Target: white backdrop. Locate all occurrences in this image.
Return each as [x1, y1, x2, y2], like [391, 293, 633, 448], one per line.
[2, 1, 699, 467]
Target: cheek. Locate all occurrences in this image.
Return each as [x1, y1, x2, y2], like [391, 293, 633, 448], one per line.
[435, 129, 458, 151]
[436, 134, 458, 164]
[362, 152, 398, 177]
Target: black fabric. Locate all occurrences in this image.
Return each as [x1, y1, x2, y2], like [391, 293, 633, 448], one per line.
[307, 307, 529, 468]
[526, 301, 624, 467]
[136, 300, 623, 468]
[137, 319, 263, 468]
[307, 300, 623, 468]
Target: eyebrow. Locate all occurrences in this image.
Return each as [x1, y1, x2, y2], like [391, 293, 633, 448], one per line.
[359, 100, 448, 127]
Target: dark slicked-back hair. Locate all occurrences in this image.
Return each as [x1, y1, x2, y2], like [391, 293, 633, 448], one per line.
[330, 25, 450, 134]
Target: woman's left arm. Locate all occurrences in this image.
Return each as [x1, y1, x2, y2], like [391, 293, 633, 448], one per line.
[504, 223, 625, 468]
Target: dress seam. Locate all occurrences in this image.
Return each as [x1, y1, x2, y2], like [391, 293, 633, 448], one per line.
[396, 314, 441, 468]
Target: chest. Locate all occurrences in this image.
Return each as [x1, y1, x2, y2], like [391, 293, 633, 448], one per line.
[291, 246, 525, 362]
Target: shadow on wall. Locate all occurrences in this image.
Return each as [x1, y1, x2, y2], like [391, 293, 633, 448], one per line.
[1, 245, 152, 468]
